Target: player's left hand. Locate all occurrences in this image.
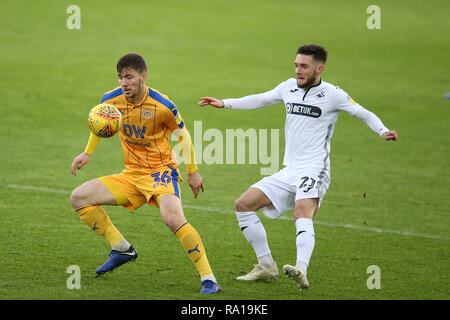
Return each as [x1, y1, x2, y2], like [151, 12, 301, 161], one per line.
[71, 152, 91, 176]
[188, 171, 205, 199]
[382, 130, 398, 141]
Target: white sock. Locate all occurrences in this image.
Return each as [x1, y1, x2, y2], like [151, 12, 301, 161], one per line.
[295, 218, 315, 276]
[296, 261, 309, 276]
[236, 211, 273, 267]
[200, 274, 217, 283]
[112, 239, 131, 252]
[258, 253, 275, 269]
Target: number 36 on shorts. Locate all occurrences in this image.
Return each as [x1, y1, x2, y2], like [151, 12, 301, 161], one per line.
[151, 170, 172, 187]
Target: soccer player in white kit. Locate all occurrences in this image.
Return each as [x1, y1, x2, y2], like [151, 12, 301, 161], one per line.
[198, 45, 398, 290]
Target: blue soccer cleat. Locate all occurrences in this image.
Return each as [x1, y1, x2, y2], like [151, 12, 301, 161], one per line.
[95, 245, 138, 276]
[200, 280, 222, 294]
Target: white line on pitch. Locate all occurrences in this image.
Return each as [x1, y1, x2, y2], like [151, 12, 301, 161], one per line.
[4, 184, 71, 195]
[182, 205, 450, 241]
[3, 183, 449, 241]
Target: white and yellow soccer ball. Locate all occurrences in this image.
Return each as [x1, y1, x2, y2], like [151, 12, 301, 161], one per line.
[87, 103, 122, 138]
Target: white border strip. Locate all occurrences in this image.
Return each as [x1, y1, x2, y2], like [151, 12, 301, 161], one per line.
[3, 183, 449, 241]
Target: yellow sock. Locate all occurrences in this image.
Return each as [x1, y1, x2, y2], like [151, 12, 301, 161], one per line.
[173, 222, 213, 278]
[75, 205, 124, 247]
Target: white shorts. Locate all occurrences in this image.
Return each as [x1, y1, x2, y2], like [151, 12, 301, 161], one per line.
[251, 167, 330, 219]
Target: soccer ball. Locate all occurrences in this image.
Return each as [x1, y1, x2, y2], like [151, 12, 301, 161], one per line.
[87, 103, 122, 138]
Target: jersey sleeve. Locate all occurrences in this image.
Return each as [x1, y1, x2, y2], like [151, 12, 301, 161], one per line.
[167, 107, 199, 173]
[223, 81, 285, 109]
[164, 102, 185, 132]
[333, 86, 362, 116]
[84, 132, 101, 154]
[334, 86, 389, 136]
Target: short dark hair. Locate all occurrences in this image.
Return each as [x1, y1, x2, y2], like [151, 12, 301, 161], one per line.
[297, 44, 328, 64]
[117, 53, 147, 74]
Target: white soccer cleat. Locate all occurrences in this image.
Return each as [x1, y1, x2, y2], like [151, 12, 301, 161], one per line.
[236, 262, 279, 281]
[283, 264, 309, 290]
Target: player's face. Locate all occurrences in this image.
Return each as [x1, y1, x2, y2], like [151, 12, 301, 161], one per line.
[118, 67, 147, 101]
[294, 54, 323, 89]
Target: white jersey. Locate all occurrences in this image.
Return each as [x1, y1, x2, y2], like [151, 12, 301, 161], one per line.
[223, 78, 389, 174]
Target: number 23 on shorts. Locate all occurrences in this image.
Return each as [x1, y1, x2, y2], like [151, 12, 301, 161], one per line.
[299, 176, 316, 193]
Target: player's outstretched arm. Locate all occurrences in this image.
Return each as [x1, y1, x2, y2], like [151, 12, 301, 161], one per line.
[198, 97, 225, 108]
[351, 106, 398, 142]
[381, 130, 398, 141]
[71, 152, 91, 176]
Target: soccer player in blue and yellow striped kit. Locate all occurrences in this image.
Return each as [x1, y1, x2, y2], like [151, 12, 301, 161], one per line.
[70, 53, 221, 294]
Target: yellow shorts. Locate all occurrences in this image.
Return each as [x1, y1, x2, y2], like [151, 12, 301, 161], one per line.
[98, 165, 182, 210]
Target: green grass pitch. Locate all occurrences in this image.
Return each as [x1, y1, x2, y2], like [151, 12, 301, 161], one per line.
[0, 0, 448, 301]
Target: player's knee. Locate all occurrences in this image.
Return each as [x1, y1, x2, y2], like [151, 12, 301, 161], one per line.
[235, 196, 250, 212]
[70, 186, 89, 209]
[294, 198, 318, 220]
[162, 211, 186, 232]
[166, 216, 185, 231]
[159, 195, 186, 231]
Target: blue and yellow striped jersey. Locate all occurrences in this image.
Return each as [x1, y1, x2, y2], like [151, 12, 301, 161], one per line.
[101, 86, 185, 172]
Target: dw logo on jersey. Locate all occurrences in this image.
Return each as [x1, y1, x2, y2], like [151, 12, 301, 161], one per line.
[123, 124, 146, 138]
[285, 102, 322, 118]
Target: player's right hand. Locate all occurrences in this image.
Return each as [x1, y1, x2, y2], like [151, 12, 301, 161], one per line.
[198, 97, 225, 108]
[71, 152, 91, 176]
[381, 130, 398, 141]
